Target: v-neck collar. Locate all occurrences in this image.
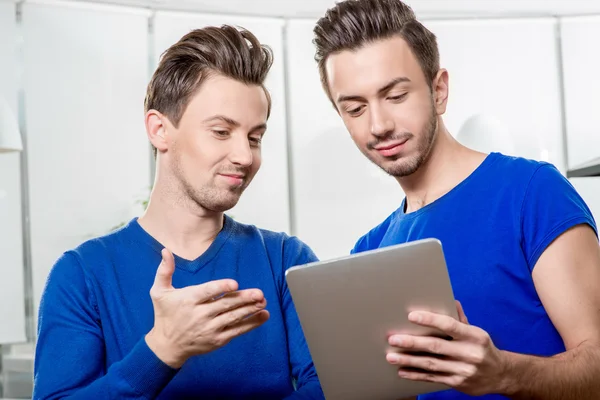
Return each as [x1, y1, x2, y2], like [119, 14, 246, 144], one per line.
[126, 214, 236, 273]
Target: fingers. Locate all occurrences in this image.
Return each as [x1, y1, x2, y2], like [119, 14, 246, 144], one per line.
[393, 358, 475, 390]
[388, 333, 486, 366]
[455, 300, 469, 324]
[189, 279, 240, 303]
[388, 334, 469, 360]
[205, 289, 265, 317]
[152, 248, 176, 291]
[207, 310, 270, 349]
[221, 309, 270, 339]
[395, 367, 459, 387]
[211, 298, 268, 330]
[408, 311, 470, 339]
[387, 351, 474, 377]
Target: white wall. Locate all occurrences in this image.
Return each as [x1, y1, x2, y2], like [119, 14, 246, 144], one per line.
[560, 15, 600, 222]
[153, 11, 291, 234]
[425, 18, 563, 168]
[22, 1, 151, 324]
[561, 15, 600, 170]
[0, 0, 27, 344]
[89, 0, 600, 19]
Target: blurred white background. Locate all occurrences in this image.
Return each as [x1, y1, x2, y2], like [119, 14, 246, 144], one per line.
[1, 0, 600, 397]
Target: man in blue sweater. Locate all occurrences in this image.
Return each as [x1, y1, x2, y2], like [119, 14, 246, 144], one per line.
[313, 0, 600, 399]
[33, 26, 324, 399]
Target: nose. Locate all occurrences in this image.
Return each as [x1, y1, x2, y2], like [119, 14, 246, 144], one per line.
[228, 136, 253, 167]
[370, 103, 395, 138]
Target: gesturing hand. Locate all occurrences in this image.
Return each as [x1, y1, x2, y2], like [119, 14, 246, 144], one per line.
[386, 301, 510, 396]
[146, 248, 270, 368]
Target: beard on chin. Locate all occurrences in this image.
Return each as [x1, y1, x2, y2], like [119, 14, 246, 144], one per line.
[188, 184, 243, 213]
[369, 108, 438, 178]
[171, 151, 250, 212]
[174, 170, 247, 214]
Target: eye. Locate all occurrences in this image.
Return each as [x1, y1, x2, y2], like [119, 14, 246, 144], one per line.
[249, 136, 262, 147]
[212, 130, 229, 138]
[388, 93, 408, 102]
[346, 105, 364, 117]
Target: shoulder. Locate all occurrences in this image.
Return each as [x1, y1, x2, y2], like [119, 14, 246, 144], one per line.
[42, 244, 105, 310]
[227, 217, 318, 268]
[488, 152, 552, 182]
[507, 155, 597, 268]
[48, 221, 136, 286]
[352, 210, 397, 254]
[481, 153, 572, 201]
[70, 224, 130, 267]
[507, 154, 585, 209]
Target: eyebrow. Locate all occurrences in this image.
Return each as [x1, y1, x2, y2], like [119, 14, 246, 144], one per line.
[203, 115, 267, 133]
[336, 76, 412, 103]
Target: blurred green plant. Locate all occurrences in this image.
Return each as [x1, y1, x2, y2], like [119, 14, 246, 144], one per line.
[109, 189, 150, 232]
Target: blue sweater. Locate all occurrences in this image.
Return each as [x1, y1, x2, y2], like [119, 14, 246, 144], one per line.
[352, 153, 597, 399]
[33, 215, 325, 400]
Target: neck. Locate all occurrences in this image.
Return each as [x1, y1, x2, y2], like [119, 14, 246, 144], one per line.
[137, 168, 224, 260]
[397, 118, 486, 213]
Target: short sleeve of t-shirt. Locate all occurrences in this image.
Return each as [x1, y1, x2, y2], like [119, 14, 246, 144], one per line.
[520, 163, 597, 272]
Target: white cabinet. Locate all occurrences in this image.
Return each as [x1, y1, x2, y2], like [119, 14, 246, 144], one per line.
[424, 18, 564, 170]
[0, 1, 26, 344]
[23, 2, 151, 323]
[560, 16, 600, 169]
[153, 11, 291, 234]
[560, 15, 600, 222]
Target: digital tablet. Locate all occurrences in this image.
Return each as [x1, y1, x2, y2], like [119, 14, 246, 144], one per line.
[285, 238, 458, 400]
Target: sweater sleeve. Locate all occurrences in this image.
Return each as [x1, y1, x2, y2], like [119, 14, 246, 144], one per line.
[280, 237, 326, 400]
[33, 252, 177, 400]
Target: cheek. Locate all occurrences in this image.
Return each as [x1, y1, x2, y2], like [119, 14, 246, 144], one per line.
[411, 113, 434, 135]
[393, 103, 432, 134]
[176, 132, 205, 164]
[251, 150, 262, 172]
[343, 117, 370, 147]
[198, 139, 229, 166]
[178, 147, 222, 182]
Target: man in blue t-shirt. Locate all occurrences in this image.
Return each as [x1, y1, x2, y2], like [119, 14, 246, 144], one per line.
[313, 0, 600, 399]
[33, 26, 324, 399]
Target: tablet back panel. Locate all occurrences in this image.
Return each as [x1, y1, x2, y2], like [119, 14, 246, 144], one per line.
[285, 238, 457, 400]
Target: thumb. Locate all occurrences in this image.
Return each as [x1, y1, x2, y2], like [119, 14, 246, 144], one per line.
[455, 300, 469, 324]
[153, 248, 175, 291]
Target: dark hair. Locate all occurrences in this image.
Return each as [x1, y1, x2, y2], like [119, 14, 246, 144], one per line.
[313, 0, 439, 102]
[145, 25, 273, 155]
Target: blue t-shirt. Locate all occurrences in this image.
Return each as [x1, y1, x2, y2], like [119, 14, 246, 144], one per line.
[34, 215, 325, 400]
[352, 152, 597, 400]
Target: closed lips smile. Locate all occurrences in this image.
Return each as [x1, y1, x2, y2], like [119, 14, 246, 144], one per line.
[375, 139, 408, 156]
[219, 173, 245, 185]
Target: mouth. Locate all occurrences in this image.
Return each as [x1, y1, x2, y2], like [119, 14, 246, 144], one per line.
[218, 173, 246, 186]
[374, 139, 409, 157]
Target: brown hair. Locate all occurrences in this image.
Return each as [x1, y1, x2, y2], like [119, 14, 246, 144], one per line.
[145, 25, 273, 155]
[313, 0, 439, 102]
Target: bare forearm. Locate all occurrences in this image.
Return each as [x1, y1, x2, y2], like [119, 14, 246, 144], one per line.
[502, 342, 600, 400]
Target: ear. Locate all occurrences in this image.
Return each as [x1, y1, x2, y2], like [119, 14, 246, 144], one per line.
[432, 68, 449, 116]
[145, 110, 168, 154]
